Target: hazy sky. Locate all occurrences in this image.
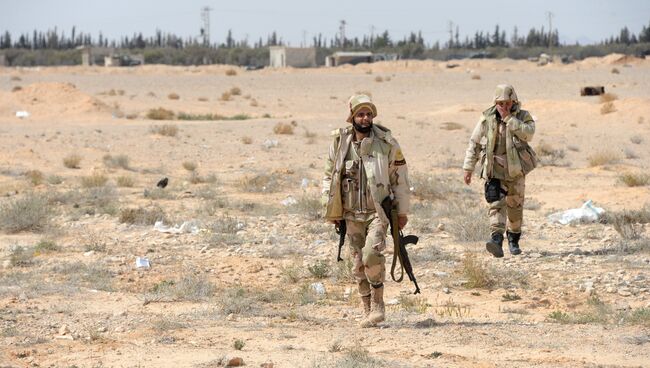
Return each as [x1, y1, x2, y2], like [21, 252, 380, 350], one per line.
[2, 0, 649, 46]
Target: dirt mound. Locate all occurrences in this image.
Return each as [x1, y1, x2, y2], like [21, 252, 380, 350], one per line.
[9, 82, 110, 119]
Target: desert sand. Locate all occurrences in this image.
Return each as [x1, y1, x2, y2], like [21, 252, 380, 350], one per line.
[0, 54, 649, 367]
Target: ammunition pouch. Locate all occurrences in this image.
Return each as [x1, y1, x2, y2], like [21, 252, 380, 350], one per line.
[484, 178, 505, 203]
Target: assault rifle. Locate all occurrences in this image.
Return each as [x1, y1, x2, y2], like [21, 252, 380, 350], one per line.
[335, 221, 347, 262]
[381, 196, 421, 294]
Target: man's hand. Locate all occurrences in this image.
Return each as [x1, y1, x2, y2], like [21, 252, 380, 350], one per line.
[398, 215, 408, 229]
[496, 103, 511, 119]
[329, 220, 340, 226]
[463, 170, 472, 185]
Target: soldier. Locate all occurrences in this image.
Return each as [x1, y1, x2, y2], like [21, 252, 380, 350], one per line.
[322, 94, 411, 327]
[462, 84, 537, 257]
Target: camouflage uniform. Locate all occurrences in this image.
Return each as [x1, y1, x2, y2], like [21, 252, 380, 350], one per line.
[322, 95, 410, 326]
[463, 85, 537, 256]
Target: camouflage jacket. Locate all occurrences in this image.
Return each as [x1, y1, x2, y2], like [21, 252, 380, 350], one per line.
[463, 104, 536, 179]
[321, 124, 410, 222]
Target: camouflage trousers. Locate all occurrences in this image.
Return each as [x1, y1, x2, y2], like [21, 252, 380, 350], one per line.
[488, 175, 525, 234]
[345, 214, 388, 297]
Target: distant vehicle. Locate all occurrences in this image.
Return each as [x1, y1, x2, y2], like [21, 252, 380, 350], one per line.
[244, 65, 264, 71]
[469, 51, 494, 59]
[119, 55, 142, 66]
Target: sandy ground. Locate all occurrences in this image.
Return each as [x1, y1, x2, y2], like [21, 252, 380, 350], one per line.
[0, 54, 649, 367]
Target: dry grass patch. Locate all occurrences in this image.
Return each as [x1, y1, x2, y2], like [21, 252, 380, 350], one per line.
[102, 154, 130, 170]
[630, 135, 643, 145]
[273, 122, 294, 135]
[619, 173, 650, 187]
[47, 175, 64, 185]
[374, 76, 383, 82]
[536, 141, 566, 166]
[119, 206, 166, 225]
[440, 122, 464, 131]
[238, 173, 282, 193]
[398, 294, 429, 313]
[225, 68, 237, 76]
[241, 136, 253, 144]
[461, 253, 495, 289]
[587, 150, 621, 167]
[146, 108, 175, 120]
[167, 92, 180, 100]
[24, 170, 44, 186]
[116, 175, 135, 187]
[12, 86, 22, 92]
[9, 246, 37, 267]
[611, 67, 620, 74]
[80, 173, 108, 188]
[471, 74, 481, 80]
[0, 193, 52, 233]
[219, 91, 232, 101]
[63, 154, 82, 169]
[150, 124, 179, 137]
[307, 260, 331, 279]
[229, 87, 241, 96]
[289, 193, 322, 220]
[197, 97, 208, 102]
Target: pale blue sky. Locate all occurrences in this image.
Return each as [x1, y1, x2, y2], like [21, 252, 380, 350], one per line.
[1, 0, 649, 46]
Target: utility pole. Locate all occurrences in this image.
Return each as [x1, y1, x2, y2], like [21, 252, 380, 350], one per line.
[302, 30, 307, 48]
[339, 20, 346, 48]
[546, 11, 554, 50]
[448, 21, 454, 48]
[201, 6, 212, 46]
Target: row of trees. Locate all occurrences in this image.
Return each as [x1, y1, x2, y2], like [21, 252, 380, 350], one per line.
[2, 21, 649, 51]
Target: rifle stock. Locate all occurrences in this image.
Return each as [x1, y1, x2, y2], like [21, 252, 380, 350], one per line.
[335, 221, 346, 262]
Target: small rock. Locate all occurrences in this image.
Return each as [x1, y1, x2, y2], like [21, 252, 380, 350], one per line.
[443, 287, 451, 294]
[227, 357, 244, 367]
[2, 260, 11, 268]
[200, 246, 208, 253]
[260, 363, 274, 368]
[436, 223, 445, 231]
[618, 289, 632, 297]
[386, 298, 400, 306]
[343, 287, 351, 299]
[97, 326, 107, 333]
[58, 325, 70, 335]
[114, 326, 124, 333]
[83, 250, 94, 257]
[226, 313, 236, 321]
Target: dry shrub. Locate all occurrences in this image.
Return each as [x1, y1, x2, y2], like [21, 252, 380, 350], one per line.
[409, 173, 461, 201]
[619, 173, 650, 187]
[624, 148, 639, 159]
[63, 154, 82, 169]
[630, 135, 643, 145]
[250, 99, 259, 107]
[443, 200, 491, 242]
[10, 246, 36, 267]
[536, 141, 566, 166]
[461, 253, 495, 289]
[81, 173, 108, 188]
[599, 93, 618, 103]
[150, 124, 178, 137]
[146, 108, 175, 120]
[471, 74, 481, 80]
[230, 87, 241, 96]
[219, 92, 232, 101]
[375, 76, 383, 82]
[225, 68, 237, 76]
[12, 86, 22, 92]
[588, 150, 620, 167]
[289, 193, 322, 220]
[399, 294, 429, 313]
[182, 161, 197, 172]
[197, 97, 208, 102]
[189, 172, 217, 185]
[168, 93, 180, 100]
[103, 154, 130, 170]
[600, 101, 616, 114]
[440, 122, 464, 130]
[119, 206, 166, 225]
[238, 173, 281, 193]
[0, 193, 52, 233]
[611, 68, 620, 74]
[10, 76, 21, 81]
[116, 176, 135, 187]
[273, 122, 294, 135]
[47, 175, 64, 185]
[241, 136, 253, 144]
[24, 170, 44, 186]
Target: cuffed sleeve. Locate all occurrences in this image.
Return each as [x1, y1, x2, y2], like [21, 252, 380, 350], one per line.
[462, 118, 486, 172]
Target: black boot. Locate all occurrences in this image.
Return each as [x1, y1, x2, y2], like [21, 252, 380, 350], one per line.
[486, 232, 504, 258]
[507, 231, 522, 255]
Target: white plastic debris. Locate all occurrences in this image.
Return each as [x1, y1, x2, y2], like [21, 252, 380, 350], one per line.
[262, 139, 279, 149]
[153, 220, 200, 235]
[310, 282, 326, 295]
[15, 110, 30, 118]
[300, 178, 309, 190]
[281, 195, 298, 206]
[135, 257, 150, 268]
[547, 200, 605, 225]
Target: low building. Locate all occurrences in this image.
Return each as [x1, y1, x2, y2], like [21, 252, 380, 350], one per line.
[269, 46, 316, 68]
[325, 51, 373, 67]
[0, 53, 6, 67]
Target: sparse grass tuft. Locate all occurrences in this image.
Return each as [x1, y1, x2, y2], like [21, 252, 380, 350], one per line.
[536, 141, 566, 166]
[225, 68, 237, 76]
[34, 239, 60, 253]
[443, 200, 491, 242]
[47, 174, 64, 185]
[471, 74, 481, 80]
[619, 173, 650, 187]
[280, 263, 304, 284]
[630, 135, 643, 145]
[230, 87, 241, 96]
[440, 122, 464, 130]
[219, 91, 232, 101]
[273, 122, 294, 135]
[307, 260, 331, 279]
[374, 76, 383, 82]
[24, 170, 44, 185]
[588, 150, 621, 167]
[233, 339, 245, 350]
[146, 107, 175, 120]
[241, 136, 253, 144]
[80, 173, 108, 188]
[116, 175, 135, 187]
[461, 253, 495, 289]
[119, 206, 166, 225]
[238, 173, 281, 193]
[10, 246, 36, 267]
[399, 294, 429, 313]
[167, 92, 180, 100]
[150, 124, 178, 137]
[0, 193, 52, 233]
[63, 154, 82, 169]
[289, 193, 322, 220]
[611, 67, 620, 74]
[103, 154, 130, 170]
